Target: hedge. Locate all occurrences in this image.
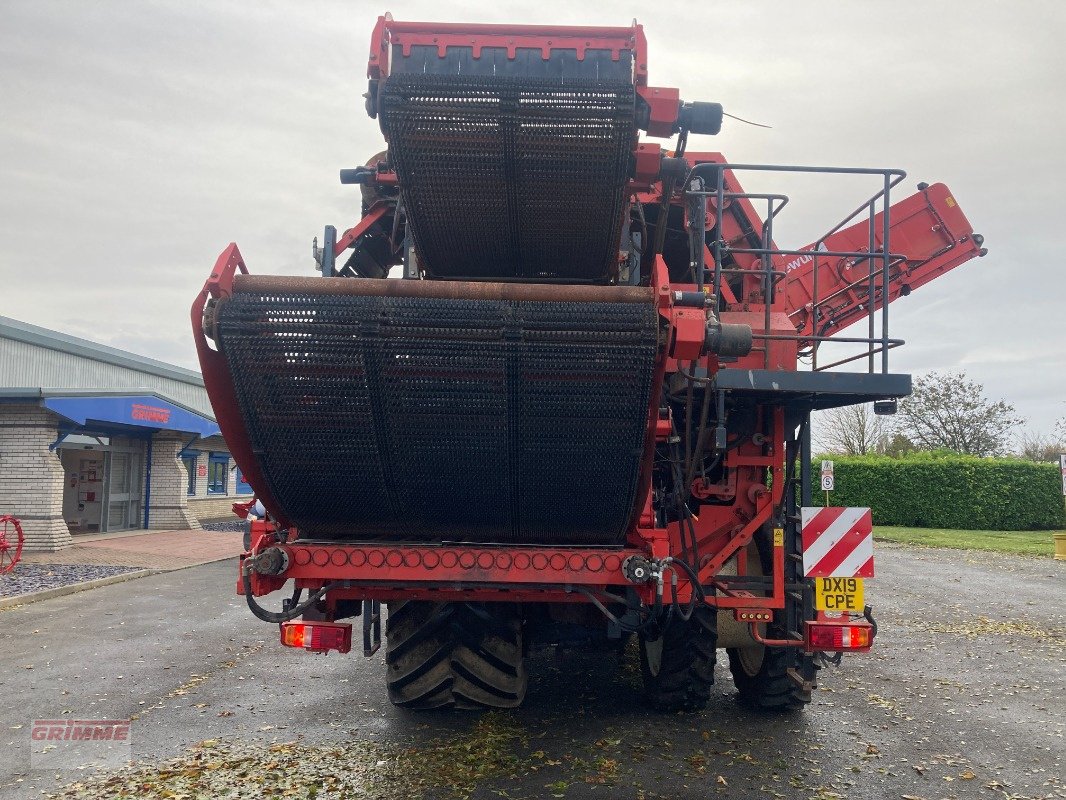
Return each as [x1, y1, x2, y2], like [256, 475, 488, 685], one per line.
[809, 452, 1066, 531]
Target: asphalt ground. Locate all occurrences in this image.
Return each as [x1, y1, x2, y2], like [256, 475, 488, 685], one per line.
[0, 543, 1062, 800]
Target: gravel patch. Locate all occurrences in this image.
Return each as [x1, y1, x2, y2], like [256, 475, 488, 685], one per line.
[0, 563, 141, 598]
[200, 520, 246, 532]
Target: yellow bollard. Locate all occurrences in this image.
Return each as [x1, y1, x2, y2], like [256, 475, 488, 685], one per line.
[1055, 533, 1066, 561]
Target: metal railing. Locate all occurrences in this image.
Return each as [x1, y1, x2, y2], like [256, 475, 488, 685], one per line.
[685, 163, 908, 375]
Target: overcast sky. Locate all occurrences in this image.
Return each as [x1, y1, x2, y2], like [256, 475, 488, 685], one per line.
[1, 1, 1063, 434]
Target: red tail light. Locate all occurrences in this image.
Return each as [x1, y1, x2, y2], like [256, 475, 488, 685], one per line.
[805, 621, 873, 652]
[280, 621, 352, 654]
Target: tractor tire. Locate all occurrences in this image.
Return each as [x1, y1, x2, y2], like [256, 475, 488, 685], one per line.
[727, 519, 813, 712]
[727, 639, 810, 711]
[639, 607, 717, 712]
[384, 601, 527, 710]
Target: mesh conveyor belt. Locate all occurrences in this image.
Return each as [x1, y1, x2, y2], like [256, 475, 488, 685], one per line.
[381, 73, 635, 282]
[215, 283, 659, 545]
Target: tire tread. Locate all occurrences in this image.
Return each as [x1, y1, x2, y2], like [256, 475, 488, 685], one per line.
[385, 601, 527, 710]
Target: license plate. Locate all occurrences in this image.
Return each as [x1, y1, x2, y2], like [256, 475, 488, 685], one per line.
[814, 577, 864, 612]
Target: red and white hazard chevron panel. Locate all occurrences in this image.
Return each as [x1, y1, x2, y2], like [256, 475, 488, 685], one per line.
[801, 507, 874, 578]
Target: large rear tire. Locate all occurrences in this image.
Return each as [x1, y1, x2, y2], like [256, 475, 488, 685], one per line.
[727, 639, 810, 711]
[726, 524, 812, 711]
[639, 607, 717, 712]
[385, 601, 527, 710]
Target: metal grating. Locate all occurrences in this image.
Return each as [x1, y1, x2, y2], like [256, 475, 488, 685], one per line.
[215, 289, 658, 545]
[381, 73, 635, 282]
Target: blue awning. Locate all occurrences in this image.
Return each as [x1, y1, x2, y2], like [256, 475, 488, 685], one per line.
[42, 394, 221, 438]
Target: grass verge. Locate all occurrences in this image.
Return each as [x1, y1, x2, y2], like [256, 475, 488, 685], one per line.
[873, 526, 1061, 557]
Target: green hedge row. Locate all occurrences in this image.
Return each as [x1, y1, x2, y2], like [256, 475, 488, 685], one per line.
[810, 453, 1066, 531]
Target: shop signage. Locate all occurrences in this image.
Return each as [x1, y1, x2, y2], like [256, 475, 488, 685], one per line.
[130, 403, 171, 424]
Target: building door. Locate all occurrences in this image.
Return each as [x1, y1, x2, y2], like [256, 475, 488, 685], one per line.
[104, 450, 143, 532]
[59, 446, 106, 533]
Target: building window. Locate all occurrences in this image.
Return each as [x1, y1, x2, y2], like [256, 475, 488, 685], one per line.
[208, 453, 229, 495]
[235, 465, 254, 495]
[181, 454, 198, 496]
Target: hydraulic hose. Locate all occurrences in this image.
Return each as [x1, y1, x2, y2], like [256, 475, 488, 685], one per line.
[575, 588, 646, 633]
[863, 604, 878, 639]
[668, 569, 697, 622]
[575, 587, 667, 636]
[241, 572, 345, 624]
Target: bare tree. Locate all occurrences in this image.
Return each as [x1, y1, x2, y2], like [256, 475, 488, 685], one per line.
[1018, 416, 1066, 461]
[1016, 430, 1061, 462]
[814, 403, 887, 455]
[897, 371, 1023, 457]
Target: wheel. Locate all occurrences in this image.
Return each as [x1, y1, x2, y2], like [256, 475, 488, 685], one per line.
[0, 516, 24, 574]
[639, 606, 717, 712]
[727, 638, 810, 711]
[384, 601, 527, 710]
[726, 524, 812, 712]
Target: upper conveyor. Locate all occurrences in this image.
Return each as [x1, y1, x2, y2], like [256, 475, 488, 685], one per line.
[363, 16, 720, 284]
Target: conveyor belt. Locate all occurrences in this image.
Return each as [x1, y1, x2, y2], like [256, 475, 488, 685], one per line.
[381, 73, 635, 283]
[214, 276, 659, 545]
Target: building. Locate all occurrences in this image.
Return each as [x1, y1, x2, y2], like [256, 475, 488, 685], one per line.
[0, 315, 249, 551]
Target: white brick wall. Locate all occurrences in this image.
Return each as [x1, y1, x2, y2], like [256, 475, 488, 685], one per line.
[185, 436, 242, 522]
[148, 433, 201, 530]
[188, 496, 240, 520]
[0, 405, 71, 551]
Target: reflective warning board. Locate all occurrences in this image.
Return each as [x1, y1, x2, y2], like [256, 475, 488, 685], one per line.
[801, 507, 874, 578]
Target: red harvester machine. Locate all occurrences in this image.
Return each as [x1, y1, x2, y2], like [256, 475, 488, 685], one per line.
[194, 15, 985, 711]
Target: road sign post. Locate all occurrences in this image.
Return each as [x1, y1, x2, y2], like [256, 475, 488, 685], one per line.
[1057, 455, 1066, 561]
[820, 460, 834, 504]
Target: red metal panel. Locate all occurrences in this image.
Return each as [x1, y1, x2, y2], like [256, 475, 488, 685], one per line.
[242, 544, 792, 611]
[669, 307, 707, 361]
[629, 257, 675, 551]
[283, 543, 642, 585]
[780, 183, 983, 338]
[333, 201, 390, 257]
[368, 15, 648, 83]
[635, 85, 680, 137]
[191, 245, 292, 529]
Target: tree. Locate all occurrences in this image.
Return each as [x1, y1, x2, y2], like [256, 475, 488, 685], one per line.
[1016, 429, 1062, 462]
[897, 371, 1023, 457]
[1017, 415, 1066, 462]
[881, 432, 917, 458]
[814, 403, 887, 455]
